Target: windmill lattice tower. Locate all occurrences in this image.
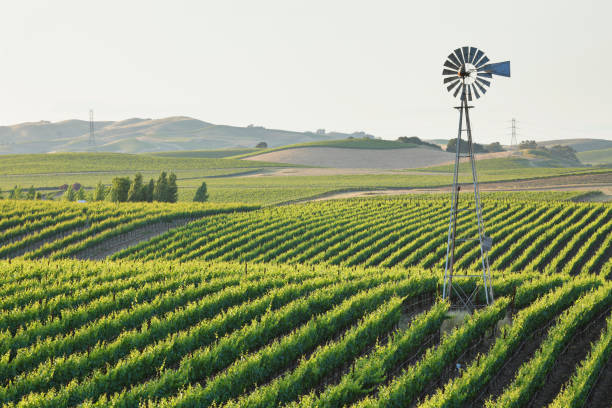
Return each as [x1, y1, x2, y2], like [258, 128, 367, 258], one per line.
[441, 46, 510, 310]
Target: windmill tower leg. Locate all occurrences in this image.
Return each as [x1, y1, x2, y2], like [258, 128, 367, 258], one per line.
[443, 82, 494, 310]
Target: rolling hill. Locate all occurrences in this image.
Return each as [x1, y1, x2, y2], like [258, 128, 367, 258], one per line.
[243, 139, 451, 169]
[538, 138, 612, 152]
[0, 117, 362, 154]
[577, 147, 612, 165]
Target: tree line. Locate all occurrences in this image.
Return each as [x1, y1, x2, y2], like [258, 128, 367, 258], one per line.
[94, 172, 179, 203]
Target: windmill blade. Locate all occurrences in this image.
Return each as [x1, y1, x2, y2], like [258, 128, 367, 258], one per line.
[475, 55, 489, 68]
[454, 48, 465, 64]
[480, 61, 511, 77]
[462, 47, 470, 62]
[467, 86, 473, 101]
[453, 84, 462, 98]
[447, 80, 460, 92]
[447, 53, 461, 68]
[444, 60, 459, 70]
[475, 81, 487, 95]
[476, 77, 491, 87]
[472, 84, 480, 99]
[477, 72, 493, 78]
[468, 47, 477, 63]
[444, 76, 459, 84]
[442, 69, 458, 76]
[473, 49, 485, 66]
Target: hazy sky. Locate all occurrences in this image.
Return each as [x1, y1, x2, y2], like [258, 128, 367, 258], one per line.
[2, 0, 611, 143]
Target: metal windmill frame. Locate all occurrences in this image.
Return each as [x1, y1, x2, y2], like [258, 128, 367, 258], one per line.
[441, 46, 510, 311]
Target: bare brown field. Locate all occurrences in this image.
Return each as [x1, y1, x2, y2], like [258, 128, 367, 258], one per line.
[245, 147, 455, 169]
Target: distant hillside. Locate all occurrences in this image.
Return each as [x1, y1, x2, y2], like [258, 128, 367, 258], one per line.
[243, 138, 450, 169]
[233, 137, 440, 159]
[538, 138, 612, 152]
[577, 148, 612, 165]
[0, 117, 375, 154]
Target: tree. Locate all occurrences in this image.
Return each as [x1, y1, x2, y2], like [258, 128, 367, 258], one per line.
[167, 173, 178, 203]
[519, 140, 538, 149]
[193, 182, 209, 202]
[397, 136, 420, 144]
[9, 186, 23, 200]
[63, 185, 76, 201]
[255, 141, 268, 148]
[127, 173, 144, 202]
[34, 191, 42, 200]
[144, 179, 155, 202]
[76, 187, 86, 201]
[549, 145, 580, 162]
[110, 177, 131, 202]
[93, 181, 107, 201]
[486, 142, 505, 152]
[153, 172, 168, 202]
[446, 139, 487, 154]
[26, 186, 36, 200]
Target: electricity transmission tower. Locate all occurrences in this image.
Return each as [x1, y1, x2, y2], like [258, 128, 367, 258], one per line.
[510, 118, 517, 147]
[89, 109, 96, 149]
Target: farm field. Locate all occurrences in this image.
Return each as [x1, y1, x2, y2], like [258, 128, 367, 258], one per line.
[1, 169, 611, 408]
[1, 152, 611, 205]
[0, 200, 256, 261]
[113, 193, 612, 277]
[0, 259, 609, 407]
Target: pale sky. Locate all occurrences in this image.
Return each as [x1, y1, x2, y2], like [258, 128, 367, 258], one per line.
[2, 0, 611, 143]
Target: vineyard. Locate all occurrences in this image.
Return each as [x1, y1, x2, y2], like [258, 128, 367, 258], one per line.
[0, 200, 256, 260]
[0, 192, 611, 407]
[0, 260, 608, 407]
[112, 194, 612, 277]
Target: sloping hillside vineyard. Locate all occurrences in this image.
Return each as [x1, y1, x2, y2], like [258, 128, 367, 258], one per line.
[112, 194, 612, 277]
[0, 193, 610, 407]
[0, 260, 609, 407]
[0, 201, 257, 260]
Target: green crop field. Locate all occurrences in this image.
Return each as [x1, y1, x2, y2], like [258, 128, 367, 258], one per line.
[0, 152, 285, 175]
[150, 148, 260, 158]
[0, 200, 256, 260]
[112, 193, 612, 277]
[0, 184, 611, 407]
[0, 259, 608, 407]
[0, 152, 610, 205]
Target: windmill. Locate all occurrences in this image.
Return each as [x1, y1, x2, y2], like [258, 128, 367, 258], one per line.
[441, 46, 510, 310]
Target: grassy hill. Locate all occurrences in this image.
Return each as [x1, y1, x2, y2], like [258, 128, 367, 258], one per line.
[577, 148, 612, 165]
[0, 117, 361, 154]
[0, 152, 284, 175]
[233, 138, 439, 159]
[539, 138, 612, 152]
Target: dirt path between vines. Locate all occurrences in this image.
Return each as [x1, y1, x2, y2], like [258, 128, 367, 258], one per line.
[73, 218, 195, 260]
[528, 309, 610, 407]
